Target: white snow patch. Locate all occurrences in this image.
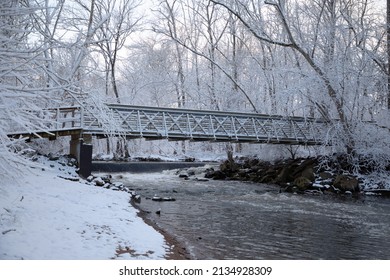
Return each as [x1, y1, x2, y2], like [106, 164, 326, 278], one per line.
[0, 157, 169, 260]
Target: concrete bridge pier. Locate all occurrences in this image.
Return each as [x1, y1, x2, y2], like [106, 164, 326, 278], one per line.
[70, 133, 93, 178]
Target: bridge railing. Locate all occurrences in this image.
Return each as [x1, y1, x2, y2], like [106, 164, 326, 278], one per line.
[6, 106, 83, 137]
[6, 104, 330, 145]
[83, 104, 328, 145]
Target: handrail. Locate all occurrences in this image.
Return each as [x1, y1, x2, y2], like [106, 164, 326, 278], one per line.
[105, 103, 328, 123]
[7, 104, 329, 145]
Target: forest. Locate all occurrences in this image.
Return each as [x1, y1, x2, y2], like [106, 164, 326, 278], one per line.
[1, 0, 390, 179]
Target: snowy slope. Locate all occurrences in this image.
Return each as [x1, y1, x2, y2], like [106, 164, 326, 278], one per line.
[0, 155, 169, 260]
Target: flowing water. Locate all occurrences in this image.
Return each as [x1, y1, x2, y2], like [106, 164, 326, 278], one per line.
[105, 164, 390, 260]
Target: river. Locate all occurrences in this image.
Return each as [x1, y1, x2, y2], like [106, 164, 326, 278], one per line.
[96, 162, 390, 260]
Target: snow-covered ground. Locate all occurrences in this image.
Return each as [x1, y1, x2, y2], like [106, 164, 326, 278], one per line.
[0, 153, 169, 260]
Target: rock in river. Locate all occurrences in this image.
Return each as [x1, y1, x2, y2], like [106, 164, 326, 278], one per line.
[152, 196, 176, 202]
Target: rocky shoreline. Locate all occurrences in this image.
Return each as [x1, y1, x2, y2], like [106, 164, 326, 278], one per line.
[68, 152, 390, 198]
[201, 155, 390, 197]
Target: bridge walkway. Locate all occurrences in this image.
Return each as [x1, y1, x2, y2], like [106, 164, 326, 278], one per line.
[6, 104, 330, 177]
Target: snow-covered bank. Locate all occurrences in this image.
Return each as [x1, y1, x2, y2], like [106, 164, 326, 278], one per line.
[0, 154, 169, 260]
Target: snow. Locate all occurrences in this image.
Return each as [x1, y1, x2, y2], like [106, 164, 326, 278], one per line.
[0, 155, 169, 260]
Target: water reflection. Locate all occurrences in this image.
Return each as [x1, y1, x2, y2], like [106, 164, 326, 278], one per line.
[117, 170, 390, 260]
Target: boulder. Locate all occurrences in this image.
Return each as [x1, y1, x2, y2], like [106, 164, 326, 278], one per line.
[152, 196, 163, 201]
[238, 168, 251, 175]
[67, 158, 77, 167]
[187, 170, 196, 176]
[220, 160, 239, 174]
[264, 166, 277, 176]
[133, 195, 141, 204]
[258, 175, 274, 184]
[152, 196, 176, 202]
[195, 178, 209, 182]
[293, 158, 317, 174]
[333, 175, 359, 193]
[363, 189, 390, 197]
[293, 176, 312, 191]
[86, 175, 95, 182]
[184, 157, 195, 162]
[248, 158, 260, 167]
[235, 168, 251, 180]
[319, 172, 333, 180]
[162, 197, 176, 201]
[48, 153, 60, 161]
[94, 177, 105, 187]
[276, 166, 295, 183]
[112, 182, 124, 188]
[206, 170, 226, 180]
[204, 168, 216, 178]
[101, 175, 112, 183]
[300, 167, 315, 182]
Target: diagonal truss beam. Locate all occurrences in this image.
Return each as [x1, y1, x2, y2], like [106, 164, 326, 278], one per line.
[6, 104, 330, 145]
[85, 104, 329, 145]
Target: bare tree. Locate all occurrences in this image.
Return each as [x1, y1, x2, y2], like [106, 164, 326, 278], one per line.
[210, 0, 385, 154]
[154, 0, 259, 112]
[90, 0, 142, 101]
[154, 0, 187, 108]
[0, 0, 62, 178]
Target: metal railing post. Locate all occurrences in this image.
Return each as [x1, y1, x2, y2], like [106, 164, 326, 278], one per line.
[80, 106, 84, 129]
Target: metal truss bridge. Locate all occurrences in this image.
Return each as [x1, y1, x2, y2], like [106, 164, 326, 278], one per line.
[7, 104, 329, 145]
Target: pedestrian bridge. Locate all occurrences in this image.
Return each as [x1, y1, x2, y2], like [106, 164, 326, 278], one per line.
[7, 104, 329, 145]
[6, 104, 331, 177]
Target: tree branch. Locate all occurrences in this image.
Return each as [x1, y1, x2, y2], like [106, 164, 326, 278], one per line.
[210, 0, 294, 48]
[163, 31, 259, 113]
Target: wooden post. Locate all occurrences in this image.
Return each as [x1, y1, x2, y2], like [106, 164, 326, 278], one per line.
[70, 133, 93, 178]
[79, 142, 93, 178]
[69, 133, 82, 163]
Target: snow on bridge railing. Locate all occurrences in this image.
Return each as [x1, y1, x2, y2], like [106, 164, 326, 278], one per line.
[6, 104, 331, 145]
[82, 104, 330, 145]
[6, 106, 83, 137]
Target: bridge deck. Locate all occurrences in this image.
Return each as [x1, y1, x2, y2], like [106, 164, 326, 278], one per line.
[7, 104, 328, 145]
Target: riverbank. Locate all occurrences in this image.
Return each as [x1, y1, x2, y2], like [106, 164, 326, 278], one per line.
[203, 155, 390, 197]
[131, 202, 192, 260]
[0, 152, 176, 260]
[81, 171, 193, 259]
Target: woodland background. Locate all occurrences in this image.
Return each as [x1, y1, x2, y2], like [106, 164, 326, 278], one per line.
[1, 0, 390, 178]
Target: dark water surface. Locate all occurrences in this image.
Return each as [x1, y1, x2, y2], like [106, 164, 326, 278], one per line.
[107, 165, 390, 260]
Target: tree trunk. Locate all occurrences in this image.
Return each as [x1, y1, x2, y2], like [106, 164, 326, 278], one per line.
[206, 2, 219, 110]
[226, 143, 234, 166]
[111, 61, 120, 101]
[387, 0, 390, 109]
